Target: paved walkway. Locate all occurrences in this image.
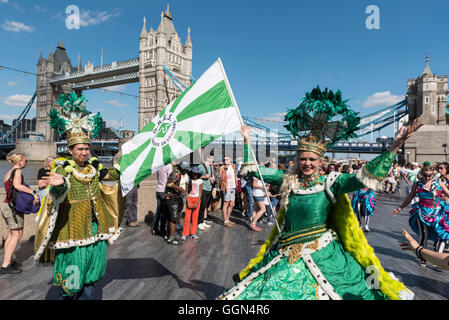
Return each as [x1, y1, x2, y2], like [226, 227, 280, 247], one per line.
[1, 189, 449, 300]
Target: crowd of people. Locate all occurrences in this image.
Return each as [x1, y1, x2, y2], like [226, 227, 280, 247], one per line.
[151, 154, 286, 245]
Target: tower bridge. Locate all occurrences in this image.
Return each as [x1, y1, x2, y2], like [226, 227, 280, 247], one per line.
[1, 6, 447, 163]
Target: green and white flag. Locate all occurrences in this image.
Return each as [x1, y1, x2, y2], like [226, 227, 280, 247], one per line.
[120, 59, 242, 195]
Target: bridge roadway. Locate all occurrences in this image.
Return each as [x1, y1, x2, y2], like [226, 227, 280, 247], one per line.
[1, 186, 448, 300]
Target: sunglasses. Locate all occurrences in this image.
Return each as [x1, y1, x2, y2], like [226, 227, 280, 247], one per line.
[439, 166, 446, 170]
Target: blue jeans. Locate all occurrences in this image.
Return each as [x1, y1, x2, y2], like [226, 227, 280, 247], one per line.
[243, 184, 254, 219]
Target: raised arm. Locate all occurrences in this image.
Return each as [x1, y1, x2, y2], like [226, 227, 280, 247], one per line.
[239, 125, 285, 186]
[393, 182, 417, 215]
[332, 119, 422, 197]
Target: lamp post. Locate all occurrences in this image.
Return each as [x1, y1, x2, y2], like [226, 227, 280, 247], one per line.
[443, 143, 448, 162]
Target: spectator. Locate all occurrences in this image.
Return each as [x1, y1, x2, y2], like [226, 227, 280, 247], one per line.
[198, 155, 214, 231]
[219, 156, 238, 227]
[211, 162, 222, 212]
[163, 162, 189, 245]
[153, 163, 173, 236]
[402, 162, 421, 204]
[1, 153, 35, 274]
[178, 163, 190, 231]
[181, 166, 202, 241]
[250, 176, 266, 232]
[125, 185, 140, 227]
[37, 156, 55, 200]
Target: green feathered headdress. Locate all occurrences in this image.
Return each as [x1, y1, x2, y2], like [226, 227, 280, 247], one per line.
[284, 86, 360, 148]
[48, 92, 104, 145]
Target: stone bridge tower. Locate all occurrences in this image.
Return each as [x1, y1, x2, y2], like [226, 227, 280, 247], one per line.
[138, 6, 192, 131]
[404, 55, 449, 163]
[36, 41, 76, 141]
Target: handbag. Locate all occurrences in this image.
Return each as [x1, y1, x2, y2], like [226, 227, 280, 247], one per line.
[7, 169, 40, 214]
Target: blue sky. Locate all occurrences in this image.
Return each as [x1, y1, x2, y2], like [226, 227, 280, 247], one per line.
[1, 0, 448, 138]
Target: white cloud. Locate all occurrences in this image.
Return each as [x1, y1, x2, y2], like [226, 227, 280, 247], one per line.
[105, 119, 121, 128]
[362, 91, 404, 108]
[0, 0, 9, 4]
[2, 20, 34, 32]
[1, 94, 33, 107]
[34, 5, 48, 13]
[105, 99, 128, 107]
[6, 81, 17, 86]
[79, 9, 122, 27]
[104, 84, 127, 91]
[0, 114, 18, 122]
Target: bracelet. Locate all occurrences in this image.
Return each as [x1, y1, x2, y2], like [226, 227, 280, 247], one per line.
[415, 246, 424, 260]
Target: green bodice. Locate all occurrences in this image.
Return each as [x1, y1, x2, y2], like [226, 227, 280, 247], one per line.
[247, 148, 396, 244]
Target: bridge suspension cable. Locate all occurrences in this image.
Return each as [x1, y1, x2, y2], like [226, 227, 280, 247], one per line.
[0, 92, 37, 143]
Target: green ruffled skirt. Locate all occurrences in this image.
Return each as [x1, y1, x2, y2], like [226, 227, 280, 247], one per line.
[233, 240, 387, 300]
[53, 222, 108, 296]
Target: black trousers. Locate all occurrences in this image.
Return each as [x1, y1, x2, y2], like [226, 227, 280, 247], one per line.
[197, 190, 212, 225]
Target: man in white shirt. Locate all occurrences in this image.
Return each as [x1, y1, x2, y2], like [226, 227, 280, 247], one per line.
[402, 162, 421, 204]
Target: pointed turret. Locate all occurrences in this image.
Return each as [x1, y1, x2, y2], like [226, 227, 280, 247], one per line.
[37, 49, 45, 64]
[157, 11, 165, 34]
[422, 53, 433, 76]
[140, 17, 148, 38]
[57, 40, 65, 50]
[164, 4, 172, 20]
[185, 27, 192, 48]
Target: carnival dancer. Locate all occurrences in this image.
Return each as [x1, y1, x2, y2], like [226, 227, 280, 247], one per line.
[351, 187, 376, 232]
[434, 163, 449, 253]
[34, 92, 124, 299]
[218, 86, 418, 300]
[393, 165, 449, 266]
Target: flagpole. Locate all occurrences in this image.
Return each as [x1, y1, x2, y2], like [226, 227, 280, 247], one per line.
[217, 58, 282, 234]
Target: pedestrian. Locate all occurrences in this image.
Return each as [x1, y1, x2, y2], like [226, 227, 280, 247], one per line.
[178, 163, 190, 231]
[401, 162, 421, 204]
[211, 162, 222, 212]
[197, 155, 214, 231]
[36, 92, 123, 299]
[393, 165, 449, 266]
[242, 173, 254, 220]
[37, 156, 55, 200]
[181, 166, 202, 241]
[124, 185, 140, 227]
[153, 163, 173, 236]
[1, 153, 35, 274]
[163, 162, 189, 245]
[249, 176, 266, 232]
[219, 156, 238, 227]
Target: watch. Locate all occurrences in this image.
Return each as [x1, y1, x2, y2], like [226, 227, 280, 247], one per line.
[32, 190, 37, 195]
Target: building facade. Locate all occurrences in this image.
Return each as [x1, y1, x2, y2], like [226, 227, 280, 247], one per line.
[138, 6, 192, 130]
[404, 55, 449, 163]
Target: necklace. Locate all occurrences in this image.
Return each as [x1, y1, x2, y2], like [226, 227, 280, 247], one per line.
[297, 171, 323, 189]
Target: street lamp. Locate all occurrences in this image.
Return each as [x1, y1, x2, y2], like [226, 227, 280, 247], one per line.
[443, 143, 447, 162]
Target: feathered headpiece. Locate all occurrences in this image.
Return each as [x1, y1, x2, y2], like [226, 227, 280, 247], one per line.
[284, 86, 360, 157]
[48, 92, 104, 146]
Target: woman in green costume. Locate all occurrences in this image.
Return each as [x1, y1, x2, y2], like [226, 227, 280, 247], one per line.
[218, 87, 420, 300]
[34, 93, 123, 299]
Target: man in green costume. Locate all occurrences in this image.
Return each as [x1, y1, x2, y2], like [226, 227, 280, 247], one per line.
[34, 93, 123, 299]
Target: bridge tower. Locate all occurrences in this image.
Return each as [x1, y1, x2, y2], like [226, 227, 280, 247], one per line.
[138, 5, 193, 130]
[405, 55, 449, 163]
[36, 41, 75, 141]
